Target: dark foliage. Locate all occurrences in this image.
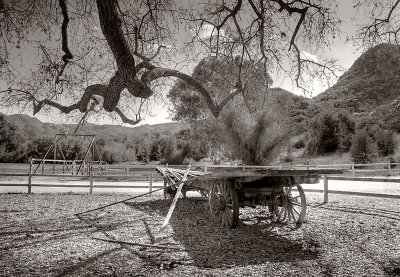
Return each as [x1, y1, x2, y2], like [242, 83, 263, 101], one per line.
[0, 114, 29, 162]
[350, 130, 376, 164]
[307, 111, 355, 155]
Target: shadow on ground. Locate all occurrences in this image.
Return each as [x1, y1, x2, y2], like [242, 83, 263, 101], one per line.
[126, 198, 319, 269]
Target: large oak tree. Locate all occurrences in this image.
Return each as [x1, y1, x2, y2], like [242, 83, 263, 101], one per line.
[1, 0, 342, 125]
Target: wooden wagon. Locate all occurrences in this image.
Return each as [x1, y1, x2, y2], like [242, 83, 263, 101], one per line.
[158, 166, 342, 229]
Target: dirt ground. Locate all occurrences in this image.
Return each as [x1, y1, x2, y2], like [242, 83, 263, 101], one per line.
[0, 192, 399, 276]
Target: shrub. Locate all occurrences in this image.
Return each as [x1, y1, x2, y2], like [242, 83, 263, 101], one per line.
[162, 150, 185, 165]
[350, 130, 376, 164]
[375, 130, 395, 156]
[293, 139, 305, 149]
[306, 137, 319, 156]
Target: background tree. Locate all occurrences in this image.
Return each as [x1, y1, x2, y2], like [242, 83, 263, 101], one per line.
[354, 0, 400, 49]
[350, 129, 377, 164]
[169, 56, 292, 165]
[0, 0, 342, 125]
[0, 114, 28, 162]
[306, 111, 355, 155]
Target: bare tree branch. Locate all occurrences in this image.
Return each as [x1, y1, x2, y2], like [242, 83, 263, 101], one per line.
[56, 0, 73, 84]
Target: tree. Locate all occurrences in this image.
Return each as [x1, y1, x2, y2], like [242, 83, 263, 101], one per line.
[169, 55, 294, 165]
[1, 0, 342, 125]
[353, 1, 400, 49]
[350, 130, 376, 164]
[307, 111, 355, 155]
[375, 129, 395, 157]
[0, 114, 28, 162]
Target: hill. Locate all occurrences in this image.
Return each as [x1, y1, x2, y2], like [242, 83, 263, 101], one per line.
[3, 113, 186, 139]
[315, 43, 400, 113]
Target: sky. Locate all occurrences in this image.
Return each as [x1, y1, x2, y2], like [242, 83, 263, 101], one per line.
[0, 0, 367, 127]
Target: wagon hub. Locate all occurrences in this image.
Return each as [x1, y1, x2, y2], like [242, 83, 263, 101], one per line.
[275, 195, 288, 208]
[217, 197, 227, 211]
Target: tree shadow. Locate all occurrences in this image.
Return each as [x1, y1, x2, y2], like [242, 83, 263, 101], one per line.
[126, 198, 319, 269]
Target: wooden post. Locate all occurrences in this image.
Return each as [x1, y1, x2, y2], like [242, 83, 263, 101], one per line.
[323, 174, 328, 203]
[125, 165, 129, 175]
[72, 161, 75, 175]
[53, 140, 56, 174]
[388, 161, 391, 176]
[28, 158, 32, 194]
[204, 164, 208, 173]
[166, 163, 168, 168]
[352, 163, 355, 176]
[89, 170, 94, 195]
[242, 163, 246, 171]
[149, 173, 153, 195]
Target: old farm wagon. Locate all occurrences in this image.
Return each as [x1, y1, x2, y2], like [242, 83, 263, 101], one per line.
[158, 166, 342, 229]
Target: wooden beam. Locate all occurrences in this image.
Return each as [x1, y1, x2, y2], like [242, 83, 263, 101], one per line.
[74, 174, 206, 215]
[160, 165, 191, 231]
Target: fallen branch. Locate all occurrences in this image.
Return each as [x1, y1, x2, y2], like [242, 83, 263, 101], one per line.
[92, 237, 184, 250]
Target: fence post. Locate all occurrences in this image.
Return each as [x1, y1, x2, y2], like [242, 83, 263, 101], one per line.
[204, 164, 208, 173]
[89, 170, 94, 195]
[388, 161, 391, 176]
[166, 163, 168, 169]
[323, 174, 328, 203]
[149, 173, 153, 195]
[352, 163, 355, 176]
[28, 158, 32, 194]
[242, 163, 246, 171]
[72, 161, 75, 175]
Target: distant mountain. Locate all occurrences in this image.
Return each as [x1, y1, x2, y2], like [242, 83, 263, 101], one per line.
[315, 43, 400, 113]
[3, 113, 186, 139]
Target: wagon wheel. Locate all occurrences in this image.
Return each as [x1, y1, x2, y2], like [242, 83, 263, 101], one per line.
[272, 185, 306, 228]
[209, 179, 239, 229]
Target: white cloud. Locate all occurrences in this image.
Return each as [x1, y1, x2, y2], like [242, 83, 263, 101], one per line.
[300, 51, 318, 62]
[191, 24, 225, 40]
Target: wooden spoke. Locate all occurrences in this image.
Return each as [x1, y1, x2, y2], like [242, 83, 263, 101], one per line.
[272, 185, 306, 228]
[209, 179, 239, 229]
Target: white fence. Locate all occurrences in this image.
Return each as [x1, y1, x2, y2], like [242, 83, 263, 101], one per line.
[0, 161, 400, 199]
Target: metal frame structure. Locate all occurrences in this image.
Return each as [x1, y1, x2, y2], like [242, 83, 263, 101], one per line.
[33, 133, 104, 175]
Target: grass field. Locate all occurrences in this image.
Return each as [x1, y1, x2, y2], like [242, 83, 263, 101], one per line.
[0, 193, 399, 276]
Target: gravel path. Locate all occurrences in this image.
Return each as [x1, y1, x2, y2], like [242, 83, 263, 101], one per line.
[0, 192, 399, 276]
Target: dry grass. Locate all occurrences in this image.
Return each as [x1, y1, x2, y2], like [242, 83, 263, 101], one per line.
[0, 192, 399, 276]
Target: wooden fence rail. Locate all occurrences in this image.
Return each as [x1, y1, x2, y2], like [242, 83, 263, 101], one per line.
[319, 175, 400, 202]
[1, 162, 400, 199]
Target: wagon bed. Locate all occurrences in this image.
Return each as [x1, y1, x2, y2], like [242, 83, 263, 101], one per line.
[157, 166, 342, 229]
